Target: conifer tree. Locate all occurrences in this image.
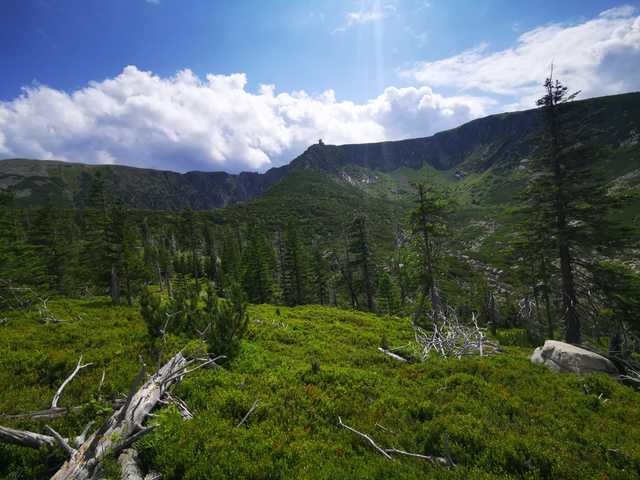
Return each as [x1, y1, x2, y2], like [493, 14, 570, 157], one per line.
[28, 205, 60, 290]
[205, 281, 249, 361]
[377, 270, 399, 315]
[0, 193, 42, 298]
[409, 183, 448, 311]
[340, 230, 358, 309]
[507, 199, 557, 339]
[526, 73, 630, 343]
[82, 172, 110, 291]
[30, 205, 81, 295]
[241, 224, 274, 304]
[140, 218, 163, 291]
[592, 261, 640, 355]
[106, 200, 126, 304]
[203, 225, 220, 285]
[347, 214, 375, 311]
[157, 235, 174, 297]
[220, 225, 241, 291]
[180, 208, 201, 290]
[282, 221, 309, 306]
[311, 245, 329, 305]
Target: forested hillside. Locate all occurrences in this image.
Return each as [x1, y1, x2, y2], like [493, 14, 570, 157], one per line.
[1, 85, 640, 479]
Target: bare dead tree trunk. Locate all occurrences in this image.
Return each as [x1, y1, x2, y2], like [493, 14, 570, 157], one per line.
[0, 352, 223, 480]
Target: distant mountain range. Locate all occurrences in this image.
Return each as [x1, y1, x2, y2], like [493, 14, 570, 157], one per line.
[1, 91, 639, 211]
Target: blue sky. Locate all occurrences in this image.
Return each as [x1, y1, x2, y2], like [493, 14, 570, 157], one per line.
[1, 0, 639, 172]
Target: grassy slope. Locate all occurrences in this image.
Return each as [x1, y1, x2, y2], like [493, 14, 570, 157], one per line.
[1, 300, 639, 479]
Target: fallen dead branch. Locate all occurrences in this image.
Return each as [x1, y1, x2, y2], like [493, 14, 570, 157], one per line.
[0, 421, 93, 450]
[51, 356, 93, 409]
[0, 350, 225, 479]
[37, 297, 65, 324]
[236, 399, 260, 428]
[0, 425, 58, 449]
[337, 417, 452, 467]
[1, 356, 93, 421]
[338, 416, 392, 460]
[377, 347, 408, 362]
[384, 447, 449, 466]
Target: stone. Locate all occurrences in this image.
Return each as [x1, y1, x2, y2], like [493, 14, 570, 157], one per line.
[530, 340, 618, 375]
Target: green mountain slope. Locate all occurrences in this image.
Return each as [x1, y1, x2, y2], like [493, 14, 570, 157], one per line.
[0, 159, 289, 210]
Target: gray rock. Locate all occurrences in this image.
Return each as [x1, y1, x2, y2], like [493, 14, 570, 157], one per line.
[530, 340, 618, 374]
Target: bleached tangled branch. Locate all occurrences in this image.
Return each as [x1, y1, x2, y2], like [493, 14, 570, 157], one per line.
[413, 306, 500, 360]
[337, 417, 452, 466]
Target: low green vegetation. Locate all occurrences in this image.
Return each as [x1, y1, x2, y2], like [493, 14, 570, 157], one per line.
[1, 299, 639, 479]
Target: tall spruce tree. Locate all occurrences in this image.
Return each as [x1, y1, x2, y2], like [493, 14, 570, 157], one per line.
[241, 224, 275, 304]
[106, 200, 126, 304]
[220, 225, 241, 292]
[180, 208, 201, 290]
[507, 197, 557, 339]
[409, 183, 448, 311]
[82, 172, 111, 291]
[203, 225, 221, 286]
[377, 270, 399, 315]
[282, 221, 309, 306]
[311, 245, 329, 305]
[526, 73, 630, 343]
[28, 204, 80, 295]
[347, 214, 375, 311]
[0, 193, 43, 295]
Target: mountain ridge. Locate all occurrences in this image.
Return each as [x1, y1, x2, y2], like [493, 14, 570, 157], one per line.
[2, 91, 639, 210]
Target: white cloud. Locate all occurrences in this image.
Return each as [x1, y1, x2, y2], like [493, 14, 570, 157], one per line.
[600, 5, 636, 18]
[0, 66, 491, 173]
[333, 2, 396, 33]
[402, 5, 640, 109]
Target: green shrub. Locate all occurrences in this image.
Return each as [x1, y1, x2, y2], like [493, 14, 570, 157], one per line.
[140, 286, 164, 337]
[495, 328, 532, 347]
[205, 282, 250, 362]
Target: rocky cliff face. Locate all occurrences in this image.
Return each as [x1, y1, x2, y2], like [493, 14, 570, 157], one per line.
[291, 106, 543, 173]
[1, 91, 639, 210]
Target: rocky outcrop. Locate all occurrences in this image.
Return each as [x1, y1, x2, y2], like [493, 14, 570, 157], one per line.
[531, 340, 618, 374]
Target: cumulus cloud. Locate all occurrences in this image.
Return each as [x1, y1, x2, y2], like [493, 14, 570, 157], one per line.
[0, 66, 491, 172]
[402, 5, 640, 108]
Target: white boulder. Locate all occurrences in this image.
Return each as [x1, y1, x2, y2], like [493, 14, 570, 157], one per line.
[530, 340, 618, 374]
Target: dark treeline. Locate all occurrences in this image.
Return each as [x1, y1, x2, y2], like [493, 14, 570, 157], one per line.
[1, 76, 640, 354]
